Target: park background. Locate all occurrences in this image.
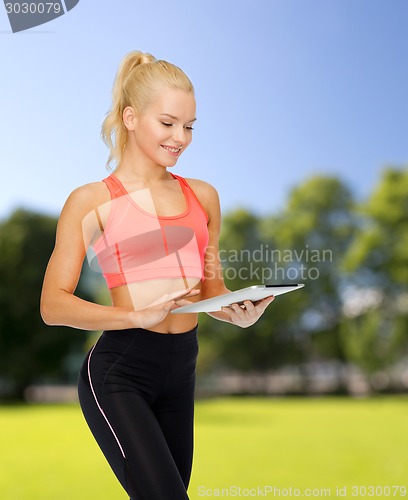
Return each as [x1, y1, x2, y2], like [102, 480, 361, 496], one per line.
[1, 0, 407, 498]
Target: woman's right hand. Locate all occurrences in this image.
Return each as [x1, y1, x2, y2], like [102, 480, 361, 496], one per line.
[128, 288, 200, 330]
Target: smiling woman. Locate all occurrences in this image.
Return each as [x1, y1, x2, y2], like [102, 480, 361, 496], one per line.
[120, 86, 197, 171]
[100, 51, 196, 171]
[40, 49, 274, 500]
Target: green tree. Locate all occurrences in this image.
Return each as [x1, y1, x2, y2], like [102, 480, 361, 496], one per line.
[259, 176, 357, 370]
[0, 209, 94, 400]
[343, 167, 408, 288]
[198, 207, 305, 378]
[340, 167, 408, 382]
[198, 176, 358, 388]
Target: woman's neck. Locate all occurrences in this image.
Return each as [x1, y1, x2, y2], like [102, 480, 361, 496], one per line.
[115, 151, 171, 184]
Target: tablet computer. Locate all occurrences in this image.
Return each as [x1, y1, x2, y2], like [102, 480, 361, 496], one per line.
[171, 284, 304, 313]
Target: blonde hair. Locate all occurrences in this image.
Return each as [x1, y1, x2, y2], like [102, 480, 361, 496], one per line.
[101, 50, 195, 170]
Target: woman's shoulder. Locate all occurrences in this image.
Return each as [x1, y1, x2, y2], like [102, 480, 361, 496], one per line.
[62, 180, 111, 216]
[182, 177, 220, 221]
[183, 177, 219, 201]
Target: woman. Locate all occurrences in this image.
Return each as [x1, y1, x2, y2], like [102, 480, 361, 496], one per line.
[40, 50, 274, 500]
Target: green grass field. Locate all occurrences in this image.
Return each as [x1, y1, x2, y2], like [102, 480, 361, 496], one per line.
[1, 396, 407, 499]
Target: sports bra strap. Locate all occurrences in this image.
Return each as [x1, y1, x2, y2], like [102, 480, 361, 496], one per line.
[172, 174, 209, 223]
[171, 173, 189, 188]
[103, 175, 125, 199]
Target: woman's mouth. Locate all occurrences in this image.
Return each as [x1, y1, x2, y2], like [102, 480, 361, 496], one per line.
[161, 145, 182, 157]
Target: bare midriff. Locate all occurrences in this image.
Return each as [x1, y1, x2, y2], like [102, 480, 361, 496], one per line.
[110, 276, 202, 333]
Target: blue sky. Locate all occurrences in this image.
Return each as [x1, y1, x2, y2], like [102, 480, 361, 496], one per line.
[0, 0, 407, 220]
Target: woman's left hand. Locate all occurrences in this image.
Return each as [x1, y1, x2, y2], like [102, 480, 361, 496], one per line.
[220, 295, 275, 328]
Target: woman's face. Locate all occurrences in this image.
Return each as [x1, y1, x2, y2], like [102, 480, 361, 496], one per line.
[128, 86, 196, 168]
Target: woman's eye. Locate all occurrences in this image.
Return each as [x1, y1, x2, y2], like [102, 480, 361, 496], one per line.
[161, 122, 194, 131]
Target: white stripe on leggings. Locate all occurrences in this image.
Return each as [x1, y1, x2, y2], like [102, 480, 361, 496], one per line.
[87, 343, 126, 458]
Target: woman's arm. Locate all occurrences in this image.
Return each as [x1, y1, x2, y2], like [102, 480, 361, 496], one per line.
[40, 184, 196, 331]
[190, 179, 274, 328]
[40, 184, 134, 330]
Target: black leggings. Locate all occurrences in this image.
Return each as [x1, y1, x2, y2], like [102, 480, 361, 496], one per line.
[77, 325, 198, 500]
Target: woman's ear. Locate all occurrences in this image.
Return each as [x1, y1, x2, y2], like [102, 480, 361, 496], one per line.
[123, 106, 137, 131]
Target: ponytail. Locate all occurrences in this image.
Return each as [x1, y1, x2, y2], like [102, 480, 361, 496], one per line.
[101, 50, 194, 170]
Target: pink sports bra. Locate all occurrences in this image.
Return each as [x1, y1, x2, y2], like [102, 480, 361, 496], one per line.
[91, 173, 209, 289]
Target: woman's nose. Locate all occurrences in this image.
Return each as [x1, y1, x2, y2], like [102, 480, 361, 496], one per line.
[172, 126, 188, 145]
